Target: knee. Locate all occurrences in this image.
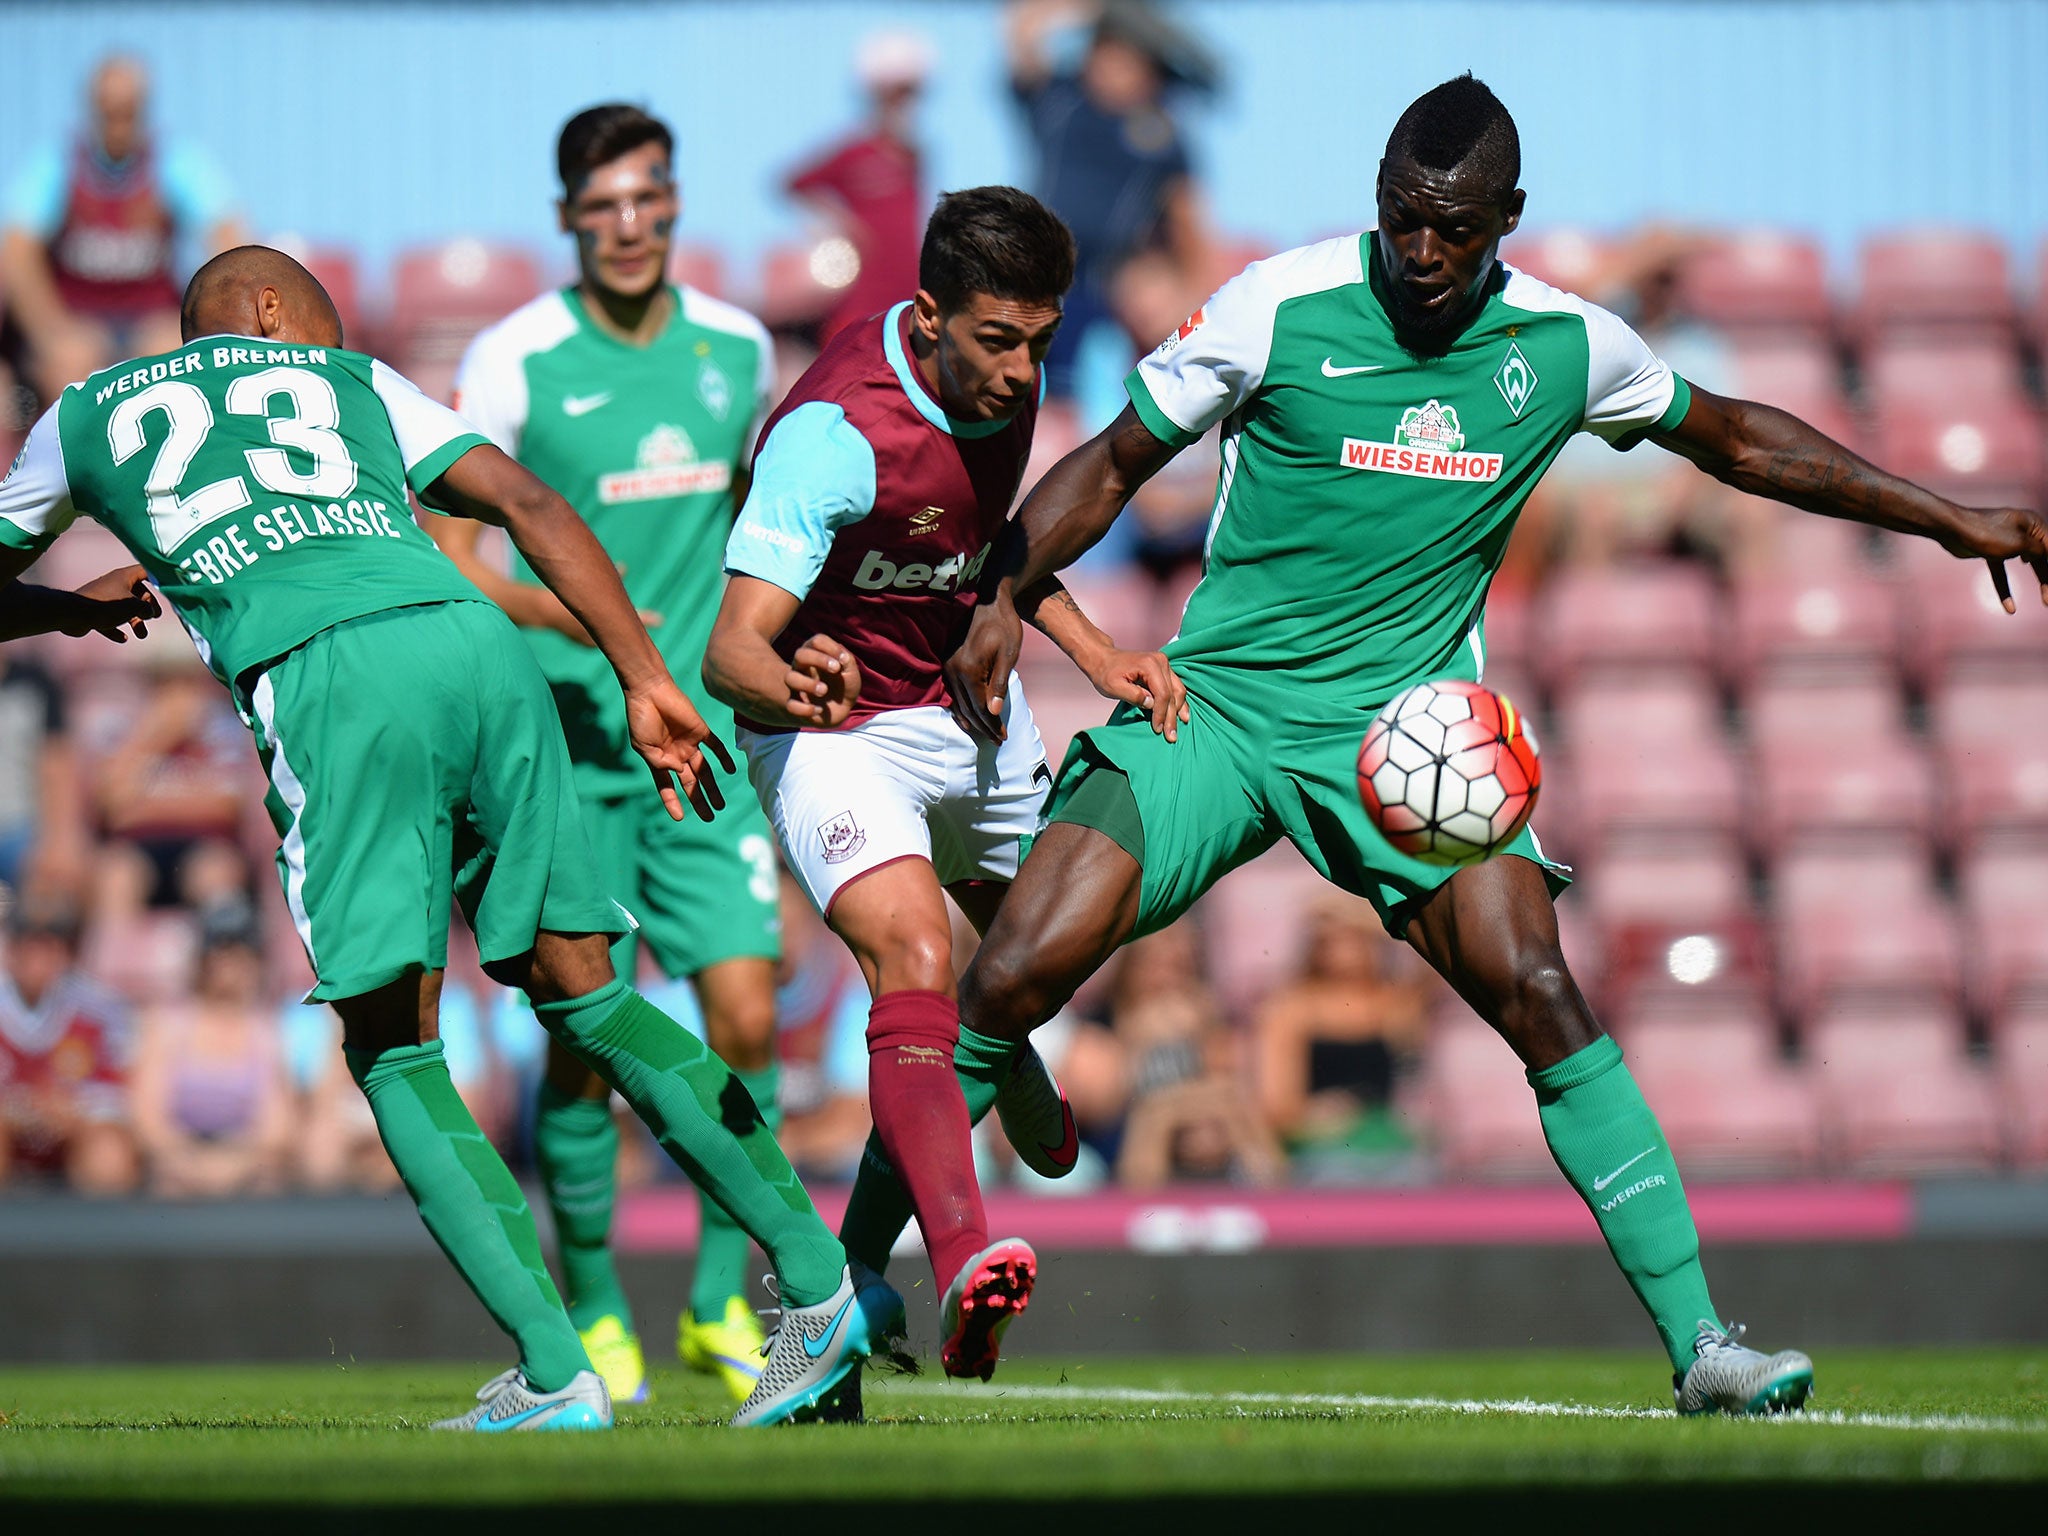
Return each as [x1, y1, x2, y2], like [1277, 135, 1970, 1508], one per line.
[867, 928, 956, 996]
[703, 990, 777, 1066]
[958, 935, 1051, 1040]
[1503, 949, 1579, 1020]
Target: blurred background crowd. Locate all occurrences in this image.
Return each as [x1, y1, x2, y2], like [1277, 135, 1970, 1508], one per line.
[3, 0, 2046, 1202]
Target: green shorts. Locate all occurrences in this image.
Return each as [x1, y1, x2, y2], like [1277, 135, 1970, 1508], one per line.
[579, 786, 782, 979]
[1046, 683, 1567, 940]
[248, 601, 627, 1002]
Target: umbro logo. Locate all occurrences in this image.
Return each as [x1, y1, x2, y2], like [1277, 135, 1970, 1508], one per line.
[562, 392, 613, 417]
[909, 505, 945, 536]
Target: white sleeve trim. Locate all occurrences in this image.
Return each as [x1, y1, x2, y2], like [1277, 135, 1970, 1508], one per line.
[1500, 268, 1678, 444]
[1129, 234, 1366, 440]
[450, 292, 574, 455]
[370, 359, 487, 473]
[0, 403, 78, 547]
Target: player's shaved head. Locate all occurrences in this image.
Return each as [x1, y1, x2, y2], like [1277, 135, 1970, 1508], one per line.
[1384, 74, 1520, 204]
[181, 245, 345, 348]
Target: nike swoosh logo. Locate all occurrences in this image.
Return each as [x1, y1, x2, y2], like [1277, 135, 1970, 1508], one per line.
[1592, 1148, 1658, 1191]
[1320, 358, 1385, 378]
[562, 392, 612, 417]
[477, 1401, 557, 1432]
[803, 1296, 857, 1359]
[1040, 1104, 1080, 1170]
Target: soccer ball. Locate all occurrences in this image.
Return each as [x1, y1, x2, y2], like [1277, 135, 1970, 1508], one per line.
[1357, 679, 1542, 867]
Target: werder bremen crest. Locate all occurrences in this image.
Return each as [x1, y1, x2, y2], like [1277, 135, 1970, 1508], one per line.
[1494, 341, 1538, 418]
[1395, 399, 1465, 452]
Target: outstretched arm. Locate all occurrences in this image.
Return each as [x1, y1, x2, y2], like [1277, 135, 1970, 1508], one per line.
[426, 444, 729, 821]
[0, 567, 159, 644]
[994, 579, 1188, 743]
[1652, 384, 2048, 612]
[424, 510, 596, 644]
[946, 404, 1185, 737]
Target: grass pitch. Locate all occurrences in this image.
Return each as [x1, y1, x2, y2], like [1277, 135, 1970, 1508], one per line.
[2, 1350, 2044, 1522]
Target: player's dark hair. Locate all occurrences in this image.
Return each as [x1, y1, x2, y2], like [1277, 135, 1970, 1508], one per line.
[918, 187, 1076, 316]
[556, 103, 673, 195]
[1384, 74, 1520, 202]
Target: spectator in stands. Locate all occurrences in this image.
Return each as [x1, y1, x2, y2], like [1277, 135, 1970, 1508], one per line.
[0, 894, 138, 1193]
[130, 897, 293, 1197]
[1006, 0, 1217, 399]
[1107, 925, 1284, 1188]
[0, 54, 242, 409]
[0, 647, 88, 903]
[1253, 894, 1432, 1159]
[92, 644, 253, 919]
[784, 29, 933, 344]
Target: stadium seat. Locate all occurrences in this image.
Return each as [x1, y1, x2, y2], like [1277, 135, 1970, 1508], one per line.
[1933, 678, 2048, 850]
[1620, 1011, 1822, 1177]
[1772, 843, 1936, 916]
[1887, 534, 2048, 683]
[1748, 738, 1937, 852]
[1499, 228, 1607, 294]
[1805, 1006, 2002, 1173]
[1852, 229, 2020, 342]
[1861, 336, 2028, 409]
[386, 240, 545, 398]
[1867, 399, 2044, 510]
[1580, 835, 1752, 928]
[1995, 1005, 2048, 1167]
[1957, 847, 2048, 1019]
[1194, 841, 1328, 1021]
[1730, 336, 1851, 418]
[1548, 675, 1742, 848]
[1674, 231, 1833, 336]
[1533, 563, 1721, 687]
[667, 242, 728, 298]
[1728, 570, 1900, 683]
[1745, 671, 1908, 748]
[1417, 1009, 1553, 1180]
[1774, 887, 1963, 1021]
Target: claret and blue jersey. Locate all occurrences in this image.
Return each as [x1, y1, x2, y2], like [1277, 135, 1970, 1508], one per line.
[723, 301, 1040, 729]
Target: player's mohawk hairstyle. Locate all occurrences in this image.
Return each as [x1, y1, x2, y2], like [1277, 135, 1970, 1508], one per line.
[1385, 74, 1521, 201]
[919, 187, 1077, 316]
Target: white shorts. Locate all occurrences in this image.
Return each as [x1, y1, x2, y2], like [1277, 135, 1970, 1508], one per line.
[738, 672, 1052, 917]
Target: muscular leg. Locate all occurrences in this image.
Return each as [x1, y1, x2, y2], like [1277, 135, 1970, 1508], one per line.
[688, 956, 780, 1321]
[1404, 856, 1717, 1373]
[827, 858, 990, 1293]
[336, 969, 590, 1392]
[496, 932, 844, 1307]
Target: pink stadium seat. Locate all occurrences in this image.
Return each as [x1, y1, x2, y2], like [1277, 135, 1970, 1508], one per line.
[1748, 737, 1937, 849]
[1551, 740, 1741, 850]
[1534, 563, 1720, 687]
[1932, 676, 2048, 751]
[1577, 832, 1765, 1014]
[1888, 534, 2048, 683]
[1556, 675, 1724, 752]
[1499, 229, 1608, 294]
[1861, 337, 2028, 409]
[1996, 1007, 2048, 1167]
[1195, 841, 1328, 1021]
[1675, 232, 1833, 335]
[1731, 337, 1849, 416]
[1729, 570, 1899, 682]
[1806, 1007, 2002, 1173]
[1621, 1012, 1822, 1177]
[1581, 836, 1752, 928]
[1418, 1010, 1552, 1180]
[1853, 230, 2019, 340]
[1868, 399, 2044, 509]
[388, 240, 544, 353]
[1940, 741, 2048, 850]
[1958, 848, 2048, 1018]
[667, 243, 728, 298]
[1745, 672, 1907, 747]
[1774, 890, 1963, 1021]
[1773, 844, 1934, 917]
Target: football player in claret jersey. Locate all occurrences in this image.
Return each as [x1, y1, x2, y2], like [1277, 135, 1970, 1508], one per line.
[704, 186, 1185, 1384]
[0, 246, 902, 1430]
[434, 104, 784, 1405]
[947, 76, 2048, 1416]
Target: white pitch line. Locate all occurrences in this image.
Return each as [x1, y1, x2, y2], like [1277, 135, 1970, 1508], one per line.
[874, 1380, 2048, 1435]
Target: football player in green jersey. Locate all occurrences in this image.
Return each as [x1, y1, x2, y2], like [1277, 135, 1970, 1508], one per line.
[432, 104, 784, 1405]
[0, 563, 156, 642]
[944, 76, 2048, 1416]
[0, 246, 904, 1430]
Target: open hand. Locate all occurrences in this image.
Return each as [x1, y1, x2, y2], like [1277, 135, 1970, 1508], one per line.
[784, 633, 862, 728]
[1082, 646, 1190, 742]
[944, 599, 1023, 741]
[1940, 506, 2048, 614]
[625, 678, 736, 822]
[67, 565, 159, 643]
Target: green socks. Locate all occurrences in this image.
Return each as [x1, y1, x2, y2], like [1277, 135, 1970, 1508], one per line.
[533, 1082, 631, 1332]
[347, 1040, 588, 1393]
[839, 1023, 1020, 1275]
[690, 1062, 781, 1318]
[1531, 1035, 1716, 1372]
[535, 979, 844, 1307]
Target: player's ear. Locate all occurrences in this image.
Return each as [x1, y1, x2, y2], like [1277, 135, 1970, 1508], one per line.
[556, 198, 572, 236]
[1500, 189, 1526, 238]
[910, 289, 944, 345]
[255, 284, 284, 338]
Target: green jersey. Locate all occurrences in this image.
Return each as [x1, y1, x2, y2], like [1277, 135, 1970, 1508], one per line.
[1125, 235, 1692, 714]
[454, 284, 775, 797]
[0, 337, 488, 689]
